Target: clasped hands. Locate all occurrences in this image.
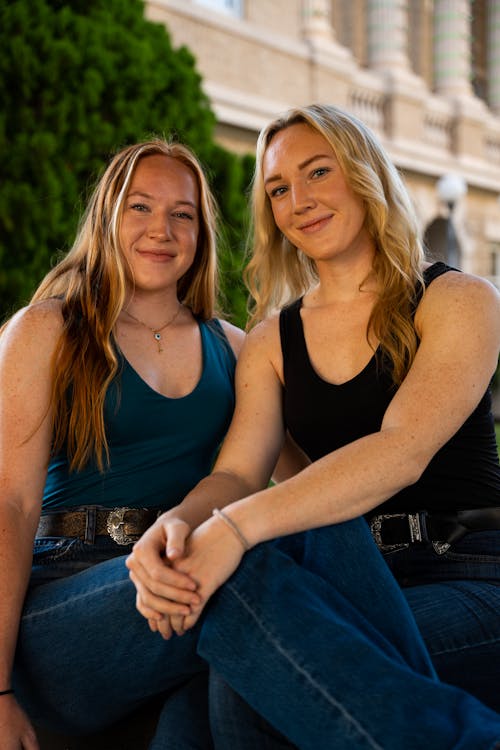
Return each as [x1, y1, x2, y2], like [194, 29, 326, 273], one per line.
[126, 512, 245, 639]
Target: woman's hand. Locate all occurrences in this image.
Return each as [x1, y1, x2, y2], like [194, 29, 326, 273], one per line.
[0, 694, 39, 750]
[126, 514, 202, 635]
[168, 513, 247, 636]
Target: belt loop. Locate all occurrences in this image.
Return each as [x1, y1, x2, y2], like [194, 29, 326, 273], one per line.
[84, 507, 97, 544]
[407, 513, 421, 543]
[417, 511, 430, 543]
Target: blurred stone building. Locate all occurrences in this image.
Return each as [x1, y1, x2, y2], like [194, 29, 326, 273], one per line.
[146, 0, 500, 288]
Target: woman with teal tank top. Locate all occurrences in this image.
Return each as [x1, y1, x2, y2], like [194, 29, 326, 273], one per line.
[0, 138, 254, 748]
[128, 105, 500, 750]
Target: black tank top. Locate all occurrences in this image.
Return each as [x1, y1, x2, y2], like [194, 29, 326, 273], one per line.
[279, 262, 500, 513]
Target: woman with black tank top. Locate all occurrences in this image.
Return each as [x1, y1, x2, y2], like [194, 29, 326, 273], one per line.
[129, 105, 500, 750]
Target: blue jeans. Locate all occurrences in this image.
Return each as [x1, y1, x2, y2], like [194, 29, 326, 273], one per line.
[388, 530, 500, 712]
[14, 535, 213, 750]
[201, 521, 500, 750]
[16, 524, 500, 749]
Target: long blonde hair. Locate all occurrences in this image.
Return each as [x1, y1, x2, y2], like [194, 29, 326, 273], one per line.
[30, 138, 219, 471]
[245, 103, 425, 384]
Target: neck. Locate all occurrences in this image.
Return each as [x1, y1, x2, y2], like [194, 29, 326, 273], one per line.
[120, 292, 184, 353]
[123, 290, 181, 323]
[312, 254, 377, 305]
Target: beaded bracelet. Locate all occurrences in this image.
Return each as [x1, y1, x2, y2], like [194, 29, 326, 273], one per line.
[0, 689, 14, 696]
[212, 508, 250, 551]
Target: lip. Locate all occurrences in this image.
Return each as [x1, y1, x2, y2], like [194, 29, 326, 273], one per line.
[137, 250, 176, 261]
[297, 214, 333, 233]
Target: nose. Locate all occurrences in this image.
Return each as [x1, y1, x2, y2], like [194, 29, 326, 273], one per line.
[148, 213, 172, 240]
[291, 181, 315, 213]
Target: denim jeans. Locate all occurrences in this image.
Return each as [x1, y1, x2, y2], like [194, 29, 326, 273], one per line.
[388, 530, 500, 713]
[201, 521, 500, 750]
[14, 535, 213, 750]
[16, 524, 500, 750]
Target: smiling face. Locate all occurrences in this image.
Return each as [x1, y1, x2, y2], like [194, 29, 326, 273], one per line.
[119, 153, 200, 294]
[263, 122, 375, 269]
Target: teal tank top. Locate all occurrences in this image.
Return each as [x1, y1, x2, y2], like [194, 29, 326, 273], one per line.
[42, 320, 236, 511]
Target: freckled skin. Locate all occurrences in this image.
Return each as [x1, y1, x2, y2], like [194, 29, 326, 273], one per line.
[263, 123, 375, 271]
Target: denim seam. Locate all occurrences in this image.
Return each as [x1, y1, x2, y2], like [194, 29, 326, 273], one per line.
[226, 581, 384, 750]
[429, 634, 500, 657]
[21, 577, 130, 621]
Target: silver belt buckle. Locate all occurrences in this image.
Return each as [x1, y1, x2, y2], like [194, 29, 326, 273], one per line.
[106, 508, 135, 545]
[369, 513, 410, 552]
[432, 541, 451, 555]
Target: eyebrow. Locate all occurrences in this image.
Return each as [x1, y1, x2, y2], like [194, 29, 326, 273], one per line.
[264, 154, 333, 186]
[127, 190, 198, 208]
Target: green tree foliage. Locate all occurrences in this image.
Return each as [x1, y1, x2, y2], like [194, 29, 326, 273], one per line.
[0, 0, 252, 325]
[208, 145, 255, 325]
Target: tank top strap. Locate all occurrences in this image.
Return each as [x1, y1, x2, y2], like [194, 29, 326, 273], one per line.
[412, 261, 459, 314]
[200, 318, 237, 375]
[423, 261, 458, 285]
[279, 298, 307, 379]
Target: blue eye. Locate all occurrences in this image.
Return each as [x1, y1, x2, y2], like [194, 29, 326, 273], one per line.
[173, 211, 194, 220]
[130, 203, 149, 212]
[311, 167, 330, 179]
[270, 185, 287, 198]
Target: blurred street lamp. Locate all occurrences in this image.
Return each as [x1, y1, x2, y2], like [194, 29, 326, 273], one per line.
[436, 173, 467, 268]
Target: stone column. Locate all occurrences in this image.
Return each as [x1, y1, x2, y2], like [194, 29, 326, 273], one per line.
[301, 0, 334, 42]
[488, 0, 500, 113]
[301, 0, 354, 107]
[366, 0, 410, 71]
[433, 0, 472, 97]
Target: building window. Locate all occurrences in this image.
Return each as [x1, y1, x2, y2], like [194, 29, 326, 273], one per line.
[331, 0, 367, 67]
[194, 0, 242, 15]
[408, 0, 433, 88]
[471, 0, 488, 102]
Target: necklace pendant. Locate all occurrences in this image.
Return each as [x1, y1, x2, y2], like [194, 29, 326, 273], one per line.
[153, 331, 163, 353]
[123, 307, 181, 354]
[154, 332, 163, 354]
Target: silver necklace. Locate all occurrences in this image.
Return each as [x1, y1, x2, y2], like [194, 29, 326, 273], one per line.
[124, 304, 182, 353]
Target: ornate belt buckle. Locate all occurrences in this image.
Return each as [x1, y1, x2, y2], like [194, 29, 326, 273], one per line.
[106, 508, 135, 545]
[369, 513, 410, 552]
[432, 541, 451, 555]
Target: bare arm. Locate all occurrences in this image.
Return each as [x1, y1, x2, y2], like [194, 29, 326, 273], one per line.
[138, 272, 499, 632]
[222, 273, 500, 544]
[0, 301, 64, 749]
[126, 321, 287, 632]
[173, 319, 310, 511]
[225, 272, 500, 543]
[131, 272, 500, 631]
[130, 317, 304, 544]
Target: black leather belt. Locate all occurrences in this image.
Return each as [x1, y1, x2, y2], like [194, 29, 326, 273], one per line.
[368, 507, 500, 555]
[36, 506, 162, 545]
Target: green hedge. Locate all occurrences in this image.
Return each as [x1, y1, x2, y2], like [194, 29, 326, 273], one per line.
[0, 0, 251, 326]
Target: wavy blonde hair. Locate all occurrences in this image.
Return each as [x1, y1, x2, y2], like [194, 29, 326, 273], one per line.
[245, 103, 425, 385]
[30, 138, 219, 471]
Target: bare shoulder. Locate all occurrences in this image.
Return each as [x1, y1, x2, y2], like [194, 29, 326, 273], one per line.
[245, 313, 281, 353]
[238, 313, 283, 379]
[217, 319, 246, 357]
[0, 299, 63, 363]
[416, 270, 500, 331]
[3, 298, 63, 334]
